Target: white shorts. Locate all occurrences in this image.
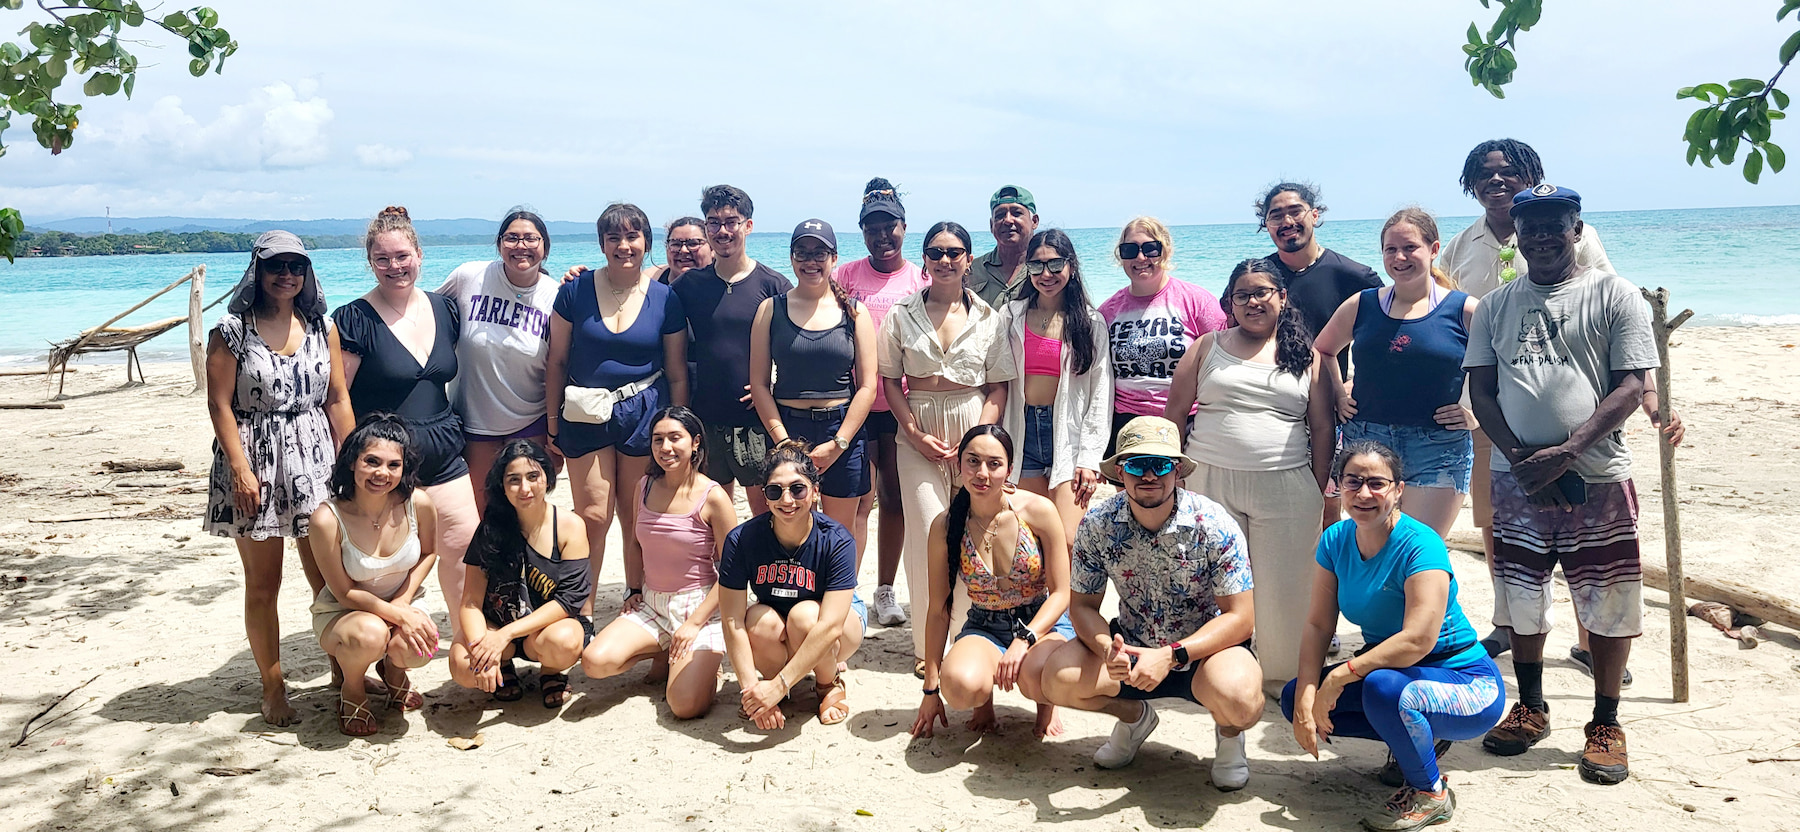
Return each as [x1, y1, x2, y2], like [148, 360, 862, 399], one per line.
[622, 586, 726, 653]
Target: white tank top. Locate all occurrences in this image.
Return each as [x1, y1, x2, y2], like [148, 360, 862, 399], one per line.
[1185, 339, 1312, 472]
[323, 498, 421, 600]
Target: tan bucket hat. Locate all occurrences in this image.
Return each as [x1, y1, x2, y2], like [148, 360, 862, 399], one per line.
[1100, 415, 1198, 482]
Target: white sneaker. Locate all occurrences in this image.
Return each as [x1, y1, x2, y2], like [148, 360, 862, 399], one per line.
[873, 585, 906, 627]
[1094, 702, 1158, 769]
[1212, 727, 1249, 791]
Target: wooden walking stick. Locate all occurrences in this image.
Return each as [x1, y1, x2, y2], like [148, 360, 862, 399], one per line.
[1642, 288, 1693, 703]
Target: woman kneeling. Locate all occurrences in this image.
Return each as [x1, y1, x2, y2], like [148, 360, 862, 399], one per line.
[581, 407, 737, 718]
[912, 425, 1073, 739]
[309, 415, 441, 736]
[451, 440, 592, 708]
[720, 442, 866, 728]
[1283, 441, 1506, 832]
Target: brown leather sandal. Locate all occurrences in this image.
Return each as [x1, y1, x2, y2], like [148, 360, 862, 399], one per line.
[816, 677, 850, 726]
[337, 698, 380, 737]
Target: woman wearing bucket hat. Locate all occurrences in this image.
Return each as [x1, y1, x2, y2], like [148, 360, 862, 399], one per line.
[1164, 258, 1336, 688]
[205, 230, 355, 726]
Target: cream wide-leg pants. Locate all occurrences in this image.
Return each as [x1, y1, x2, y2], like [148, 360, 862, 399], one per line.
[895, 388, 980, 659]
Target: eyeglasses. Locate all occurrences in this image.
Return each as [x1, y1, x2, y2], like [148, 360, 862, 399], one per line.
[501, 234, 543, 246]
[1338, 474, 1395, 494]
[762, 482, 813, 502]
[1024, 258, 1067, 276]
[791, 248, 835, 263]
[1264, 206, 1312, 227]
[1229, 286, 1279, 306]
[704, 218, 746, 233]
[1116, 240, 1164, 261]
[924, 246, 968, 261]
[668, 238, 707, 251]
[372, 251, 414, 270]
[1119, 456, 1177, 478]
[261, 258, 308, 276]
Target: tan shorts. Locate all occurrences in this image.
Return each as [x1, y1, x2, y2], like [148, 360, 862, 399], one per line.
[1471, 427, 1493, 528]
[622, 586, 726, 653]
[310, 584, 429, 645]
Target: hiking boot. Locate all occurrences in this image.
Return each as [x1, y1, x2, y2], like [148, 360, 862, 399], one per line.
[1379, 739, 1454, 788]
[1361, 781, 1455, 831]
[1482, 703, 1550, 756]
[872, 585, 906, 627]
[1579, 722, 1630, 785]
[1094, 702, 1158, 769]
[1569, 646, 1633, 688]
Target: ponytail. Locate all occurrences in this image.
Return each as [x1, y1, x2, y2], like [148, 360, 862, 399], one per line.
[942, 486, 972, 615]
[1431, 265, 1458, 290]
[828, 277, 857, 320]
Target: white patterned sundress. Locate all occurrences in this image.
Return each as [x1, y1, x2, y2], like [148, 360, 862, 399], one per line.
[205, 313, 337, 540]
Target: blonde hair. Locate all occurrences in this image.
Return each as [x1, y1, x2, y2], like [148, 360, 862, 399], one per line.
[1380, 207, 1456, 290]
[1117, 216, 1176, 271]
[364, 205, 421, 259]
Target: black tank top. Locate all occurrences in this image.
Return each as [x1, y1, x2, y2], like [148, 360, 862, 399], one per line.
[769, 294, 856, 400]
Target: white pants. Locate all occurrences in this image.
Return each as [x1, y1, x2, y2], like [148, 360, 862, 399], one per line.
[1184, 461, 1322, 683]
[896, 388, 978, 659]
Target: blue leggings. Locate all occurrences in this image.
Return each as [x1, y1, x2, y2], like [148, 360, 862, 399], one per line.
[1281, 658, 1506, 790]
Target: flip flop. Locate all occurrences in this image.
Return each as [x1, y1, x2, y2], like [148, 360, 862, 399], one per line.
[816, 677, 850, 726]
[337, 698, 380, 737]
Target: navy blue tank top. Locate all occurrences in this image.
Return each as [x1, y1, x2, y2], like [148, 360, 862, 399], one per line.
[769, 294, 857, 400]
[1348, 287, 1469, 428]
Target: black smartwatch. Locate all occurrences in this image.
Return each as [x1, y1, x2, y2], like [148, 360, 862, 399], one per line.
[1168, 641, 1190, 667]
[1011, 618, 1038, 647]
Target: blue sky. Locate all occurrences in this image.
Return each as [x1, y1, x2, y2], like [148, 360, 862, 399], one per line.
[3, 0, 1797, 233]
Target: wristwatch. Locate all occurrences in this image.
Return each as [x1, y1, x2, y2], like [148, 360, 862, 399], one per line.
[1011, 619, 1038, 646]
[1168, 641, 1190, 667]
[833, 434, 851, 450]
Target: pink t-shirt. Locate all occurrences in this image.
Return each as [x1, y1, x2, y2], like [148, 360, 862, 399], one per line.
[834, 257, 929, 412]
[1099, 277, 1229, 416]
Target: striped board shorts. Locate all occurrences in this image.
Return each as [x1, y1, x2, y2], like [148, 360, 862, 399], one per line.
[1489, 471, 1642, 639]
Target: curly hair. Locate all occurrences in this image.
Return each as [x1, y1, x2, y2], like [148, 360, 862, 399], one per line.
[329, 413, 420, 502]
[1253, 182, 1326, 229]
[1457, 138, 1545, 196]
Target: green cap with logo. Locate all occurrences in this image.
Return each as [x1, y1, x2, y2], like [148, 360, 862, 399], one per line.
[989, 185, 1036, 213]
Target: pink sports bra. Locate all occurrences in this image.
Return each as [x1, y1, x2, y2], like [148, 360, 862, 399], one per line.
[1023, 324, 1062, 378]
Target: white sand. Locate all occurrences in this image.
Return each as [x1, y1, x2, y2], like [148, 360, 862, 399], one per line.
[1, 327, 1798, 831]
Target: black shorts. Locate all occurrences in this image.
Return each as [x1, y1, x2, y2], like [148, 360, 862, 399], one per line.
[863, 409, 899, 438]
[410, 409, 470, 486]
[704, 421, 771, 487]
[1112, 631, 1255, 704]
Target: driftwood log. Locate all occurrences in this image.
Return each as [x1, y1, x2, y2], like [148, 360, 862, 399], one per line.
[0, 402, 65, 410]
[100, 458, 185, 473]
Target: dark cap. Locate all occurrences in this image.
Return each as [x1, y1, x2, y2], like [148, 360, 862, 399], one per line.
[1509, 183, 1582, 217]
[990, 185, 1036, 213]
[790, 218, 837, 250]
[859, 188, 905, 224]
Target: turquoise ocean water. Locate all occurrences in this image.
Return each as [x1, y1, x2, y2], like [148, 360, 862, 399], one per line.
[2, 205, 1795, 364]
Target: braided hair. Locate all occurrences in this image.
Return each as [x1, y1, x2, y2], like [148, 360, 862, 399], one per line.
[1458, 139, 1545, 196]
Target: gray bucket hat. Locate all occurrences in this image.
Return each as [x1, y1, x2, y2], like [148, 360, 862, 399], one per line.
[227, 230, 325, 323]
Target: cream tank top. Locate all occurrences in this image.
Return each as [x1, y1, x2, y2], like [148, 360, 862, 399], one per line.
[323, 498, 422, 600]
[1185, 340, 1313, 472]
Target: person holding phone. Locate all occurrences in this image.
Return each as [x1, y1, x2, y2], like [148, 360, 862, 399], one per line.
[1463, 185, 1658, 787]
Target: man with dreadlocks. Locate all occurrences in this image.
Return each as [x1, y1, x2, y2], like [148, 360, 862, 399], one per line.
[1439, 138, 1682, 682]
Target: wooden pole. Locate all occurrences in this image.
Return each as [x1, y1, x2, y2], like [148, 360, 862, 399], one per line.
[48, 265, 202, 390]
[187, 264, 206, 394]
[1643, 287, 1693, 703]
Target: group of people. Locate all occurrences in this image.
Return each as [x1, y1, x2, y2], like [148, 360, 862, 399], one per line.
[204, 137, 1682, 831]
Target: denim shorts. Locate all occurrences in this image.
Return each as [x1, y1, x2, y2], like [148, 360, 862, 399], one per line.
[1342, 420, 1473, 492]
[956, 600, 1076, 651]
[777, 404, 870, 499]
[1020, 404, 1055, 479]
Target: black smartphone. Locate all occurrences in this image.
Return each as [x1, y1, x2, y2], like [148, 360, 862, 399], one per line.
[1555, 471, 1588, 505]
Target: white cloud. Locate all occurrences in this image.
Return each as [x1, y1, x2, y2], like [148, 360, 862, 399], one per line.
[88, 81, 333, 171]
[0, 183, 296, 218]
[354, 143, 412, 169]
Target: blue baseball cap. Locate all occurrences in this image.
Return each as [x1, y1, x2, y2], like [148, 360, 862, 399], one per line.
[1509, 183, 1582, 217]
[790, 218, 836, 250]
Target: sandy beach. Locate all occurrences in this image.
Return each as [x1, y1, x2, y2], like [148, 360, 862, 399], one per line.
[1, 325, 1798, 832]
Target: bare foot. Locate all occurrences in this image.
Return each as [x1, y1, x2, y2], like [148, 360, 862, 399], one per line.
[260, 682, 299, 727]
[1033, 703, 1065, 739]
[645, 652, 670, 684]
[966, 701, 1000, 734]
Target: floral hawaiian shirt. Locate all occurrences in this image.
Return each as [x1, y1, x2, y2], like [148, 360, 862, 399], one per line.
[1071, 489, 1253, 648]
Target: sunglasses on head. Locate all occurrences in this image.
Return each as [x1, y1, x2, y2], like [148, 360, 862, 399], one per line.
[1117, 240, 1164, 261]
[762, 482, 813, 502]
[924, 246, 968, 261]
[262, 258, 308, 276]
[1119, 455, 1177, 478]
[1024, 258, 1068, 276]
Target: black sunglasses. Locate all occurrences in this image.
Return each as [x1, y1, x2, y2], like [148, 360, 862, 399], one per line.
[261, 258, 308, 276]
[762, 482, 813, 502]
[1024, 258, 1068, 276]
[924, 246, 968, 261]
[1117, 241, 1164, 261]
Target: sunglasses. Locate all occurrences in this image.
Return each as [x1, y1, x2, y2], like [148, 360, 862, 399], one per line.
[261, 258, 308, 276]
[1024, 258, 1068, 276]
[924, 246, 968, 261]
[1338, 474, 1396, 494]
[1116, 240, 1164, 261]
[762, 482, 813, 502]
[1119, 455, 1177, 478]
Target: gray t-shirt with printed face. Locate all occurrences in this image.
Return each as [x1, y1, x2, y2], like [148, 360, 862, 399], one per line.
[1463, 267, 1658, 483]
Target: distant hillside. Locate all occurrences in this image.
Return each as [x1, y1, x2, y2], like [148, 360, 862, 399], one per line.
[29, 216, 595, 238]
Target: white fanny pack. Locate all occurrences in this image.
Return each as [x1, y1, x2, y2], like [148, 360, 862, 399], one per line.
[561, 370, 662, 425]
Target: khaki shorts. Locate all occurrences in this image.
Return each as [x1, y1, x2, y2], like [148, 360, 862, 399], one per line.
[1471, 427, 1493, 528]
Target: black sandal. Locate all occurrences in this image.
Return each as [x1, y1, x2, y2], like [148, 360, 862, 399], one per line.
[494, 659, 523, 702]
[541, 672, 571, 709]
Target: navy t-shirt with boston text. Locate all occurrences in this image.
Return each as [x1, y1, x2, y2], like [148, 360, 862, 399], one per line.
[718, 511, 858, 616]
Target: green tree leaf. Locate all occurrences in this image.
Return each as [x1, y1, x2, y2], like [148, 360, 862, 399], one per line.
[1766, 141, 1787, 172]
[1783, 30, 1800, 64]
[1745, 147, 1764, 183]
